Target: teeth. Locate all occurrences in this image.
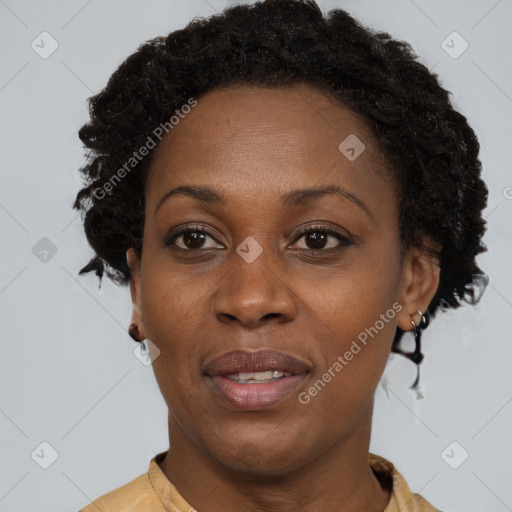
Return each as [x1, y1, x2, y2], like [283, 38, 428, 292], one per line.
[225, 371, 291, 383]
[253, 371, 276, 381]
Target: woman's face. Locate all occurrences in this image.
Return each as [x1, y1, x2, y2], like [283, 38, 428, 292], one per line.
[128, 84, 436, 474]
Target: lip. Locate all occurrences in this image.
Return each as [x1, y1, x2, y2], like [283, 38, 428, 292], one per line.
[203, 349, 311, 410]
[204, 349, 311, 375]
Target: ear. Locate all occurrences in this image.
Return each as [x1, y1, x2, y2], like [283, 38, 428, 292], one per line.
[396, 244, 440, 331]
[126, 248, 146, 340]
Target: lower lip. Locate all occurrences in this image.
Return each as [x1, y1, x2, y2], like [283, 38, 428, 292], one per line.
[208, 374, 308, 410]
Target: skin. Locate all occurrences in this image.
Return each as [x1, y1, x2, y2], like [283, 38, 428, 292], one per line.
[126, 83, 440, 512]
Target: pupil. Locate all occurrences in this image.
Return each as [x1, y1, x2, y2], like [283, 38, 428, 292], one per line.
[307, 232, 326, 249]
[184, 232, 205, 249]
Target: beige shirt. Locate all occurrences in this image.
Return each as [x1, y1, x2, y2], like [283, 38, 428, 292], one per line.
[79, 452, 440, 512]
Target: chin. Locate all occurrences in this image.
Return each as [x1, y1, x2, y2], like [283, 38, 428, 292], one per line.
[205, 434, 310, 477]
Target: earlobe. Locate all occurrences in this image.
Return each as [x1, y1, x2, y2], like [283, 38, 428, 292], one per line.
[126, 248, 146, 342]
[396, 247, 440, 332]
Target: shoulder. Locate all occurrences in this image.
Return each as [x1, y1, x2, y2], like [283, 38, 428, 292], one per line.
[78, 470, 164, 512]
[369, 453, 442, 512]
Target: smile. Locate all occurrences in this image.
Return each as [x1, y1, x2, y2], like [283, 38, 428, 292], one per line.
[203, 350, 311, 410]
[225, 370, 292, 383]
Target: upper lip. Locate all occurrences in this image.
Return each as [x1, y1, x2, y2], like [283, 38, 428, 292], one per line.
[203, 349, 311, 376]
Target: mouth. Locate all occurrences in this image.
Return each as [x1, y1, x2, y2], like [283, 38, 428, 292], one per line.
[224, 370, 293, 383]
[203, 350, 311, 410]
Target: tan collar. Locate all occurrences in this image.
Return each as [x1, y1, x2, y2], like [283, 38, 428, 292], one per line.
[147, 451, 439, 512]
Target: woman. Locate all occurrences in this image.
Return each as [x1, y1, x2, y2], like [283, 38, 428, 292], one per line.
[75, 1, 487, 510]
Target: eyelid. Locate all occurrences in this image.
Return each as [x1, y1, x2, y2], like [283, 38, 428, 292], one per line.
[291, 224, 354, 245]
[164, 222, 355, 251]
[288, 229, 354, 255]
[164, 224, 225, 249]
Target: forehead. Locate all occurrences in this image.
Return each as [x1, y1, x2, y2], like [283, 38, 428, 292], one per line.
[146, 84, 394, 210]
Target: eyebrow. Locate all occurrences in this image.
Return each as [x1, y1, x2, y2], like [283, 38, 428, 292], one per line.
[155, 185, 225, 213]
[155, 184, 370, 217]
[281, 185, 370, 216]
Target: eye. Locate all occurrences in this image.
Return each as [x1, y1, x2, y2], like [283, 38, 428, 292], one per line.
[164, 226, 224, 251]
[290, 225, 353, 252]
[164, 224, 353, 252]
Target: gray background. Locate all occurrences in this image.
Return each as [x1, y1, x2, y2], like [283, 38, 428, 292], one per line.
[1, 0, 511, 511]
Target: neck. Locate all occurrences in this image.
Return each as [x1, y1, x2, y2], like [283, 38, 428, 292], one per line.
[159, 404, 390, 512]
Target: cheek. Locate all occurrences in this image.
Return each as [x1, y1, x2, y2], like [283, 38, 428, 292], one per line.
[308, 248, 401, 338]
[296, 304, 396, 437]
[299, 254, 401, 401]
[139, 265, 204, 361]
[308, 288, 397, 378]
[139, 270, 211, 412]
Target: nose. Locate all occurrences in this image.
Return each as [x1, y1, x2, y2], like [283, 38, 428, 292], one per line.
[212, 246, 297, 329]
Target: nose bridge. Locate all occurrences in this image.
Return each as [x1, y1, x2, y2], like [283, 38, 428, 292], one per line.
[212, 237, 296, 326]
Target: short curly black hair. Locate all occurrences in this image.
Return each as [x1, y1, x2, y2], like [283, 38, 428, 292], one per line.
[74, 0, 488, 355]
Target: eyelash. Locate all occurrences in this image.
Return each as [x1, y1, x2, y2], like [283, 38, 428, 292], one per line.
[293, 224, 354, 251]
[164, 224, 354, 253]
